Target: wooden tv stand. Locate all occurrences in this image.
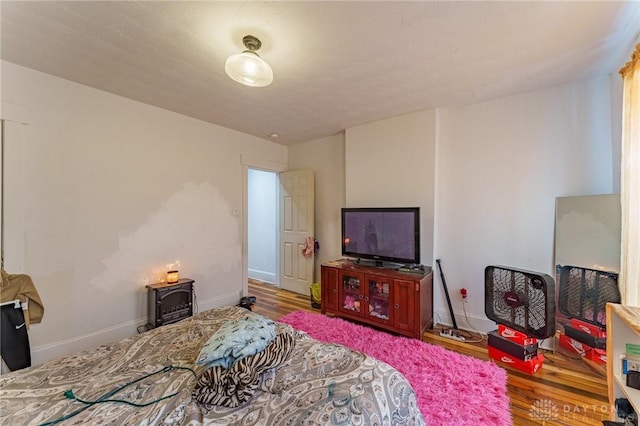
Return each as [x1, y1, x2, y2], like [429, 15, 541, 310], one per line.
[320, 259, 433, 339]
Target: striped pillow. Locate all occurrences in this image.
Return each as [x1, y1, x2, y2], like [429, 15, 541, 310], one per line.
[193, 331, 295, 407]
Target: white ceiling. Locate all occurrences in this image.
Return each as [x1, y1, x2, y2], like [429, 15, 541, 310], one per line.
[1, 1, 639, 146]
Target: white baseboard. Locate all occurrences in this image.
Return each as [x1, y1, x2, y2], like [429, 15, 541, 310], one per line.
[31, 290, 243, 367]
[434, 308, 495, 335]
[434, 309, 558, 350]
[31, 318, 147, 366]
[195, 291, 242, 313]
[248, 268, 276, 284]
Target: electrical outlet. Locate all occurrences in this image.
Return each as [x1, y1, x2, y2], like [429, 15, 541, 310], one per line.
[460, 288, 469, 303]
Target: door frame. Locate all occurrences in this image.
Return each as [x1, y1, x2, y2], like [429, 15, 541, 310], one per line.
[241, 155, 287, 297]
[1, 103, 30, 273]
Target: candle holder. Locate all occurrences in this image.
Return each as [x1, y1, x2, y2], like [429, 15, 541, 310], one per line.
[166, 270, 179, 284]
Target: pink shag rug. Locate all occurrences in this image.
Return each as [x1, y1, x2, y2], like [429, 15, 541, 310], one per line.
[279, 311, 512, 426]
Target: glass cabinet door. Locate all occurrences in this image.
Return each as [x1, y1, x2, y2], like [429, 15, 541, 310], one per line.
[366, 276, 391, 323]
[340, 272, 363, 315]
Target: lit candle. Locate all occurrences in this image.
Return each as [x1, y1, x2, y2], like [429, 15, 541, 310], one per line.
[167, 270, 179, 284]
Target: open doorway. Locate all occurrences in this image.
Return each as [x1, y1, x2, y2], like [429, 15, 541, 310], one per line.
[247, 168, 278, 286]
[241, 157, 315, 298]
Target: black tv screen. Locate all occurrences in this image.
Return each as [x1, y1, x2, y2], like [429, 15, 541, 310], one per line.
[341, 207, 420, 265]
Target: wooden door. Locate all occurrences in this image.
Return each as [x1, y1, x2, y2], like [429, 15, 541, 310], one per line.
[279, 169, 314, 295]
[393, 279, 417, 333]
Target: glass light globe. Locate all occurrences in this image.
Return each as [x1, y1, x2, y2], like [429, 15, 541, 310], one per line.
[225, 51, 273, 88]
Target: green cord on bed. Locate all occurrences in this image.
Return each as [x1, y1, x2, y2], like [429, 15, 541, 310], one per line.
[38, 365, 197, 426]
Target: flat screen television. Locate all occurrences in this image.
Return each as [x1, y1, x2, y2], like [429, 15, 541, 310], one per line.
[341, 207, 420, 266]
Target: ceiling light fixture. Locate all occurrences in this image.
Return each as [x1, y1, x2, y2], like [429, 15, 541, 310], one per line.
[225, 35, 273, 88]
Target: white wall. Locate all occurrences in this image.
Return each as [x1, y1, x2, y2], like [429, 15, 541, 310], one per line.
[345, 110, 437, 264]
[247, 169, 277, 283]
[434, 76, 615, 332]
[288, 133, 345, 282]
[1, 61, 287, 364]
[0, 58, 620, 364]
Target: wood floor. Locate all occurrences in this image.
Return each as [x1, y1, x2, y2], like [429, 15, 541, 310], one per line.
[248, 279, 611, 426]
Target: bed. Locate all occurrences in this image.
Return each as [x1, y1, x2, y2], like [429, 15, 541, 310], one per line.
[0, 306, 424, 425]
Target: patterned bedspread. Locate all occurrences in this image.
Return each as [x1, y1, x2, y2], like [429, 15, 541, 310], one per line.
[0, 306, 425, 425]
